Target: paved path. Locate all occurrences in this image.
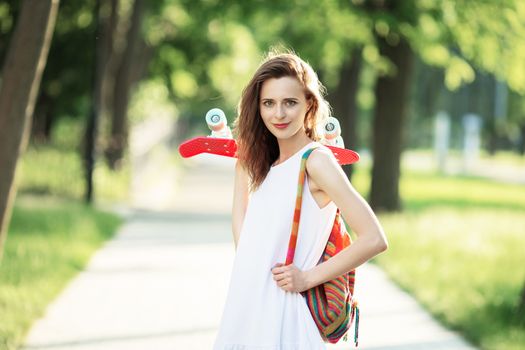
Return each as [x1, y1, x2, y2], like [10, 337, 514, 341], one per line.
[21, 155, 477, 350]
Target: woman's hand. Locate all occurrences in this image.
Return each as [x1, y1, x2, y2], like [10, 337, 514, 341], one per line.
[271, 263, 310, 293]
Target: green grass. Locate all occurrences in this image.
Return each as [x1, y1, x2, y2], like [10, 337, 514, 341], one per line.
[350, 167, 525, 350]
[17, 144, 130, 202]
[16, 145, 85, 199]
[16, 117, 131, 202]
[0, 197, 122, 350]
[405, 148, 525, 168]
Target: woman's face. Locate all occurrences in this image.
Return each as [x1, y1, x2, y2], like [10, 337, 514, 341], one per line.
[259, 76, 311, 141]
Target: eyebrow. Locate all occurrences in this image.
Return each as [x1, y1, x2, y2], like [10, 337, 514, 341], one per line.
[260, 97, 299, 101]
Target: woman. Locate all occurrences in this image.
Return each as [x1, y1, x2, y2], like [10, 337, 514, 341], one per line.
[213, 52, 388, 349]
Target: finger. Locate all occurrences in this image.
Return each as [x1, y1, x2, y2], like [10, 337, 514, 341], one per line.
[272, 268, 287, 275]
[274, 273, 287, 282]
[278, 277, 289, 287]
[271, 263, 285, 273]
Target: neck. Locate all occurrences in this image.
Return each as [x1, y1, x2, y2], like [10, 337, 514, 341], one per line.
[276, 133, 313, 161]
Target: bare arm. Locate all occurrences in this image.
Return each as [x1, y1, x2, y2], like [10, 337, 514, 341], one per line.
[303, 148, 388, 289]
[231, 160, 250, 250]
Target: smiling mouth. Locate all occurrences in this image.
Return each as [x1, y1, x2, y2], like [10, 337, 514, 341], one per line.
[274, 123, 290, 129]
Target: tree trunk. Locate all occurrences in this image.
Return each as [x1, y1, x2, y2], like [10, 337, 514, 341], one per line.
[102, 0, 120, 84]
[0, 0, 59, 260]
[105, 0, 145, 169]
[370, 36, 414, 212]
[0, 4, 21, 69]
[83, 0, 104, 204]
[329, 50, 362, 181]
[83, 0, 121, 203]
[99, 0, 119, 123]
[519, 123, 525, 156]
[31, 92, 55, 143]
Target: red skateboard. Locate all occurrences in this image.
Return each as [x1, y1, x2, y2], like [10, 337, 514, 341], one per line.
[179, 136, 360, 165]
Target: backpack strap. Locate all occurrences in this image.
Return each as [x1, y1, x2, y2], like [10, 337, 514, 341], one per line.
[285, 146, 320, 265]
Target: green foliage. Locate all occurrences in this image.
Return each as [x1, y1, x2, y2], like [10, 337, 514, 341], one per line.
[450, 1, 525, 93]
[208, 22, 261, 106]
[4, 0, 523, 150]
[402, 0, 525, 93]
[0, 198, 121, 350]
[128, 78, 179, 125]
[38, 0, 98, 120]
[3, 0, 525, 137]
[0, 1, 18, 67]
[0, 2, 13, 35]
[147, 0, 224, 119]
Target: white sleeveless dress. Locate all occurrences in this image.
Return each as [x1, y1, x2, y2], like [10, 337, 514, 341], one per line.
[214, 141, 338, 350]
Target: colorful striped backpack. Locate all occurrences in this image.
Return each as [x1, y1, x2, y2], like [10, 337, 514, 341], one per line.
[285, 146, 360, 346]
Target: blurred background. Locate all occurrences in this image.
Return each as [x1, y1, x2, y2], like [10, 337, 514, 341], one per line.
[0, 0, 524, 349]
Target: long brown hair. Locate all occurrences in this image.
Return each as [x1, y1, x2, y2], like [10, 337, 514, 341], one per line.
[233, 52, 331, 192]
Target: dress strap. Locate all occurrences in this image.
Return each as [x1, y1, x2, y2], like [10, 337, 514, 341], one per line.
[285, 146, 321, 265]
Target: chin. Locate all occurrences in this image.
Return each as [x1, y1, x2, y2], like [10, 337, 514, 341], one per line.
[274, 132, 301, 142]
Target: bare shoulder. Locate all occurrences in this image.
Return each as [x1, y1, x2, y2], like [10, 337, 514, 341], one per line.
[305, 145, 339, 176]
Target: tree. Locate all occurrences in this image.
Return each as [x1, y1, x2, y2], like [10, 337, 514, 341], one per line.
[328, 52, 362, 180]
[30, 1, 102, 144]
[0, 0, 60, 260]
[105, 0, 147, 169]
[350, 0, 525, 211]
[351, 0, 417, 211]
[83, 0, 104, 203]
[369, 35, 414, 211]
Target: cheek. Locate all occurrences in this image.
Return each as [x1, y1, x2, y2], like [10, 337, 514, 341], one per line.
[259, 107, 271, 121]
[292, 106, 307, 121]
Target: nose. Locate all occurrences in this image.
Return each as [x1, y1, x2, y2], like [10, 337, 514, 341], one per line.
[275, 103, 286, 119]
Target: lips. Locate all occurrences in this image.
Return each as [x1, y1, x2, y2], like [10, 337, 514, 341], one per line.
[274, 123, 290, 129]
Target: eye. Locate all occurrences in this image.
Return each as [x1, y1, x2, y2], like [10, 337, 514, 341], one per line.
[262, 100, 274, 107]
[285, 100, 298, 106]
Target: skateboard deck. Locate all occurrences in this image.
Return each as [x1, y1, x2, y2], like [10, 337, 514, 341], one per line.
[178, 136, 360, 165]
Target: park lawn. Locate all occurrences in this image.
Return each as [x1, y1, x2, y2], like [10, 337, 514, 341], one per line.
[17, 145, 130, 202]
[351, 169, 525, 350]
[0, 197, 121, 350]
